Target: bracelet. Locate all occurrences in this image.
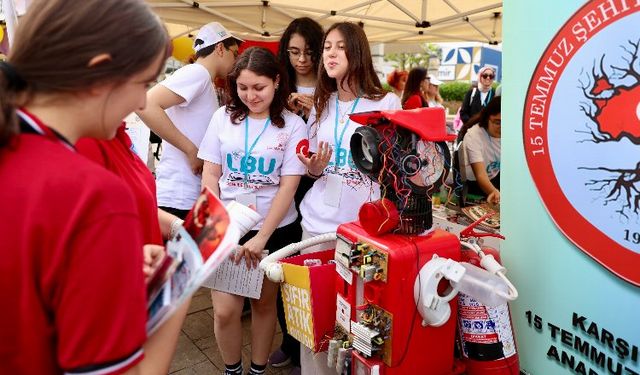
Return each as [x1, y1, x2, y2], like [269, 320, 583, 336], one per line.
[307, 169, 323, 179]
[169, 218, 185, 239]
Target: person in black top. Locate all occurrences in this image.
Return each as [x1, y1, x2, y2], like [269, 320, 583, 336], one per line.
[460, 66, 497, 124]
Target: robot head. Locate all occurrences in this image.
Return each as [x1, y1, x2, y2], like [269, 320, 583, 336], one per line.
[349, 107, 456, 235]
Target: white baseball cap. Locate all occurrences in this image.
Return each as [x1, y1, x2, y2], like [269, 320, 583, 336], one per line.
[193, 22, 243, 52]
[428, 75, 443, 86]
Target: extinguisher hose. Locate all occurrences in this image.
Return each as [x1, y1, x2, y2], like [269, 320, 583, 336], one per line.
[460, 241, 519, 301]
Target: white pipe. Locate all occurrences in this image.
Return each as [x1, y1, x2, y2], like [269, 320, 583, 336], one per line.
[260, 233, 337, 282]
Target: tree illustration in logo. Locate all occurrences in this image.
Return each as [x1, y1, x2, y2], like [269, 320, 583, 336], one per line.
[577, 39, 640, 219]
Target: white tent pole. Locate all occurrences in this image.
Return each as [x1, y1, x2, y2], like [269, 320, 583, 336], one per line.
[268, 6, 297, 24]
[178, 0, 265, 35]
[441, 0, 490, 40]
[386, 0, 421, 23]
[336, 11, 415, 25]
[421, 0, 427, 21]
[150, 1, 256, 7]
[148, 2, 190, 8]
[2, 0, 18, 46]
[271, 0, 383, 34]
[430, 3, 501, 26]
[267, 3, 326, 15]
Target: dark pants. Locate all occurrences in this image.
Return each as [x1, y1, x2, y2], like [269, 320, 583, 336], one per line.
[465, 172, 500, 201]
[159, 206, 191, 220]
[273, 176, 314, 366]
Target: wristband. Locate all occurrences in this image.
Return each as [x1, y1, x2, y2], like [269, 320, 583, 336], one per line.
[169, 218, 184, 239]
[307, 169, 323, 179]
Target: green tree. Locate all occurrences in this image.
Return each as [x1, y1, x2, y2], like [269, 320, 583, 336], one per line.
[384, 43, 442, 71]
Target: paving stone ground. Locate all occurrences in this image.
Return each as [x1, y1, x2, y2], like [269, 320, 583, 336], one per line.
[169, 288, 292, 375]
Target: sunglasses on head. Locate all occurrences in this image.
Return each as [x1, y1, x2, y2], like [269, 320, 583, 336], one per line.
[482, 73, 495, 79]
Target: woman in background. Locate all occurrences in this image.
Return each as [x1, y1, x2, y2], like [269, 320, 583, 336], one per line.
[386, 69, 408, 98]
[271, 17, 324, 374]
[425, 75, 445, 108]
[279, 17, 324, 121]
[401, 67, 429, 109]
[460, 65, 496, 124]
[458, 96, 501, 205]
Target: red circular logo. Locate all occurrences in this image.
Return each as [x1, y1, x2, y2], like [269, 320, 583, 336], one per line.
[296, 139, 310, 157]
[523, 2, 640, 285]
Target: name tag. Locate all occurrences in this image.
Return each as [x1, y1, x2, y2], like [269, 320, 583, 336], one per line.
[324, 174, 343, 208]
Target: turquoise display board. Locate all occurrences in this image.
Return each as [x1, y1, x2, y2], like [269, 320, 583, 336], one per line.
[503, 1, 640, 374]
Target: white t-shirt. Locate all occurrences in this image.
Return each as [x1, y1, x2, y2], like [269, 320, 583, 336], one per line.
[299, 92, 402, 236]
[198, 107, 307, 229]
[462, 125, 501, 181]
[154, 63, 218, 210]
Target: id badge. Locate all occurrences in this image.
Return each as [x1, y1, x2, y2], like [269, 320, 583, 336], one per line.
[324, 174, 343, 208]
[236, 193, 257, 210]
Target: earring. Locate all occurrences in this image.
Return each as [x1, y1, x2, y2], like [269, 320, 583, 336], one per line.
[275, 83, 279, 90]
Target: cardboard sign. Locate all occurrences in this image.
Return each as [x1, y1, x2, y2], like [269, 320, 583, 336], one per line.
[280, 250, 336, 352]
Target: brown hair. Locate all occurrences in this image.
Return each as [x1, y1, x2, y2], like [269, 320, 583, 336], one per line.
[277, 17, 324, 95]
[314, 22, 385, 124]
[226, 47, 289, 128]
[401, 67, 427, 106]
[0, 0, 169, 148]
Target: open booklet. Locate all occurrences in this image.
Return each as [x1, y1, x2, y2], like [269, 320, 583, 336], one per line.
[146, 188, 261, 333]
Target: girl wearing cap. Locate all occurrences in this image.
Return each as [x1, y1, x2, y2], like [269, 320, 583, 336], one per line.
[137, 22, 240, 220]
[426, 75, 445, 108]
[297, 22, 401, 374]
[0, 0, 187, 373]
[401, 67, 429, 109]
[460, 65, 496, 124]
[198, 47, 307, 375]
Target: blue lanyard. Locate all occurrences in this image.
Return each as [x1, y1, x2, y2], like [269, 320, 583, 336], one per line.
[482, 89, 493, 106]
[333, 95, 360, 168]
[244, 116, 271, 185]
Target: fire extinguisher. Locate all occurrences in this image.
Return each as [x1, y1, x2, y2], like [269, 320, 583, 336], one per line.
[457, 215, 520, 375]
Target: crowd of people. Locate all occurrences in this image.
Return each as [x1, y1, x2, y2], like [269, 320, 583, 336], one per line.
[0, 1, 501, 374]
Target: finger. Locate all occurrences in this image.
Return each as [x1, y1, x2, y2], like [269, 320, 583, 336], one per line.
[233, 248, 244, 264]
[297, 152, 311, 165]
[151, 251, 165, 268]
[324, 147, 333, 161]
[143, 264, 153, 278]
[245, 249, 252, 268]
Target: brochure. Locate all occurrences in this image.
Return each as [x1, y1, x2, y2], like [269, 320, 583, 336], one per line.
[146, 188, 260, 333]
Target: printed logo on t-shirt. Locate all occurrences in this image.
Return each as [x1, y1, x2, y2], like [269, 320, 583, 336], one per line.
[266, 132, 289, 152]
[324, 147, 371, 189]
[328, 147, 356, 170]
[486, 160, 500, 178]
[225, 151, 277, 188]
